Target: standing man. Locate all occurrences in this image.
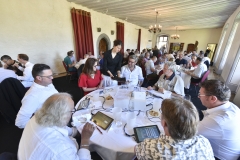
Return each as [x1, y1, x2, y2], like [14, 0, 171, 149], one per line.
[64, 51, 76, 71]
[198, 80, 240, 160]
[14, 54, 34, 87]
[15, 64, 58, 128]
[121, 55, 144, 86]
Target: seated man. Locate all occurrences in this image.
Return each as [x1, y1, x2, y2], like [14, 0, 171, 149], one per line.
[147, 61, 184, 96]
[14, 54, 34, 87]
[87, 51, 95, 58]
[175, 52, 188, 66]
[121, 55, 144, 86]
[143, 52, 150, 63]
[198, 80, 240, 160]
[158, 53, 168, 64]
[145, 56, 157, 76]
[15, 64, 58, 128]
[18, 93, 95, 160]
[184, 57, 207, 83]
[0, 60, 16, 83]
[64, 51, 76, 71]
[135, 98, 214, 159]
[75, 54, 89, 69]
[1, 55, 23, 76]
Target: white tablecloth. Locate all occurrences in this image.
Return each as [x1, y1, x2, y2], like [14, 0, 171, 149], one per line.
[177, 66, 194, 89]
[73, 87, 165, 160]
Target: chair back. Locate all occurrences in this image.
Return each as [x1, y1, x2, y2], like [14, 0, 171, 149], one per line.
[158, 70, 164, 77]
[204, 60, 210, 69]
[62, 61, 68, 72]
[0, 78, 27, 123]
[77, 64, 85, 78]
[201, 70, 210, 83]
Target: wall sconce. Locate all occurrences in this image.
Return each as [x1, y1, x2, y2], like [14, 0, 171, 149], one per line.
[111, 30, 114, 35]
[97, 28, 101, 32]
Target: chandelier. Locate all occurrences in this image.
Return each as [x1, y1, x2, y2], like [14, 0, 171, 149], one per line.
[148, 11, 162, 33]
[171, 27, 180, 39]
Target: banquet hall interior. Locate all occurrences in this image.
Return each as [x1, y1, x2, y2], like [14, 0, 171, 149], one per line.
[1, 0, 240, 159]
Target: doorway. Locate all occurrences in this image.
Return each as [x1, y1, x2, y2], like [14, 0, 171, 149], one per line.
[187, 44, 195, 53]
[99, 38, 108, 55]
[206, 43, 218, 62]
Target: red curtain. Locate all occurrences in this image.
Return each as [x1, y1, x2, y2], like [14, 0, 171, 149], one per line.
[71, 8, 94, 61]
[116, 22, 124, 55]
[137, 29, 141, 51]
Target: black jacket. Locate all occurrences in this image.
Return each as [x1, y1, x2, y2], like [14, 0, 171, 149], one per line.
[0, 78, 27, 123]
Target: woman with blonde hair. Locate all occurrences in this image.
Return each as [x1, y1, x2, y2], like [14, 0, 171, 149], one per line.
[78, 58, 103, 95]
[135, 98, 215, 159]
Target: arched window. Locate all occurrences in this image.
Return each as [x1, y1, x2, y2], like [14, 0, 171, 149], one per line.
[156, 35, 168, 50]
[213, 23, 228, 64]
[218, 12, 240, 72]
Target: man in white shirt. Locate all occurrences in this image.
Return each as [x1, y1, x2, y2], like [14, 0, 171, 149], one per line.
[75, 54, 89, 69]
[0, 60, 17, 83]
[148, 61, 185, 96]
[14, 54, 34, 87]
[185, 57, 207, 83]
[198, 80, 240, 160]
[121, 55, 144, 86]
[18, 93, 94, 160]
[15, 64, 58, 128]
[145, 56, 157, 76]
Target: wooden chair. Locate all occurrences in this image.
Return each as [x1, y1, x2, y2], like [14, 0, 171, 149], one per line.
[62, 61, 77, 82]
[191, 70, 210, 96]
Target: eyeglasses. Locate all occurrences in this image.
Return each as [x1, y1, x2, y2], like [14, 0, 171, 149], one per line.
[39, 75, 53, 79]
[198, 93, 211, 97]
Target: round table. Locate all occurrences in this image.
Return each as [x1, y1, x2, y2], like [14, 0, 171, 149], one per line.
[73, 86, 166, 160]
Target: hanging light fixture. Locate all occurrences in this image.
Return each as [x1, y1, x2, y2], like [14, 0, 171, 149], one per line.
[148, 11, 162, 33]
[171, 27, 180, 39]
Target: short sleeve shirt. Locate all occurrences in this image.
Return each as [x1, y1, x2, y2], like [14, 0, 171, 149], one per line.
[78, 70, 103, 94]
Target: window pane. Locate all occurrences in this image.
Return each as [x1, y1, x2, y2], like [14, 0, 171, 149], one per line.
[163, 37, 168, 41]
[160, 37, 163, 41]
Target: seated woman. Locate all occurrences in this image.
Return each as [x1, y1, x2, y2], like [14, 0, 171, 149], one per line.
[135, 98, 215, 160]
[147, 61, 184, 96]
[78, 58, 103, 95]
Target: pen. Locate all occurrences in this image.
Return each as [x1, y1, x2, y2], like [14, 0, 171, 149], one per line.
[96, 126, 103, 134]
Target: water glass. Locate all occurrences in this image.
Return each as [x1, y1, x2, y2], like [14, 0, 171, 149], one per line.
[128, 98, 134, 111]
[112, 107, 122, 127]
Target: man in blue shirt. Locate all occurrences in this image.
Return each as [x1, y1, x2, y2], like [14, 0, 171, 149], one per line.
[175, 52, 188, 66]
[64, 51, 76, 71]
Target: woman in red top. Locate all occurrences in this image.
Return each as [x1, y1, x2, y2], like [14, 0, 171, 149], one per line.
[78, 58, 103, 95]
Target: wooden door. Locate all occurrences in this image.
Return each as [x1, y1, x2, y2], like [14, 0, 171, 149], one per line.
[99, 38, 108, 55]
[187, 44, 195, 53]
